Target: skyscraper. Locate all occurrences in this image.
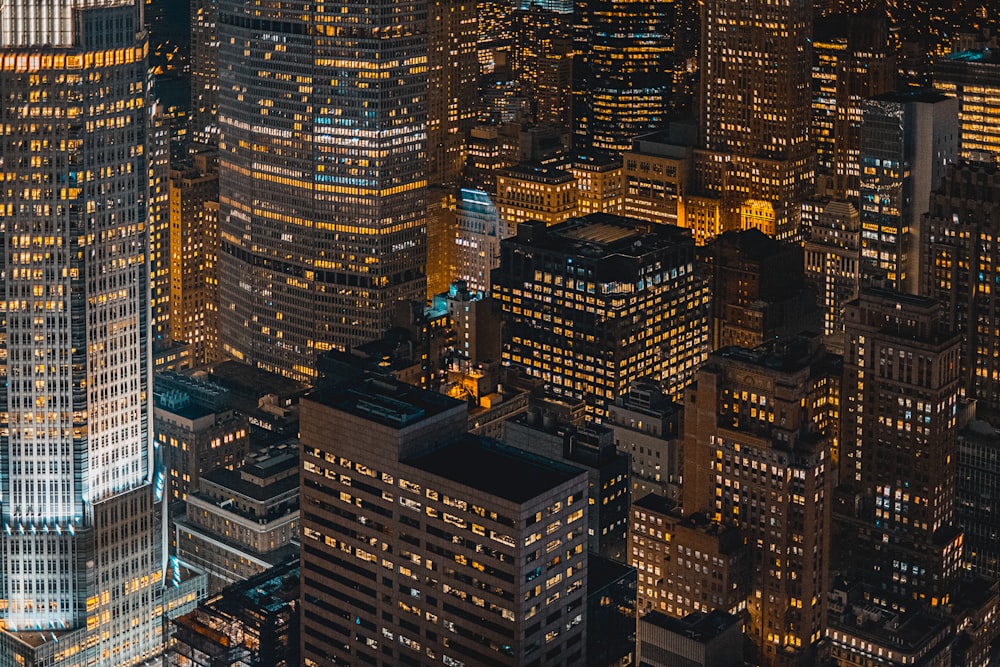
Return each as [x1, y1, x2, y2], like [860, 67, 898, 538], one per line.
[189, 0, 218, 144]
[859, 92, 958, 293]
[217, 0, 428, 380]
[697, 0, 814, 240]
[839, 290, 964, 607]
[0, 0, 163, 663]
[922, 160, 1000, 413]
[681, 337, 839, 666]
[299, 379, 590, 667]
[493, 215, 709, 416]
[574, 0, 694, 152]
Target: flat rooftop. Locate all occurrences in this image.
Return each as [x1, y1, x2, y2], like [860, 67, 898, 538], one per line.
[513, 214, 691, 258]
[306, 378, 464, 428]
[407, 435, 584, 504]
[641, 609, 739, 643]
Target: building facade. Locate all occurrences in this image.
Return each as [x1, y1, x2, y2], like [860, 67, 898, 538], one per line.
[698, 0, 814, 240]
[494, 215, 710, 416]
[217, 0, 428, 379]
[682, 338, 840, 666]
[921, 161, 1000, 413]
[859, 92, 958, 293]
[803, 201, 861, 354]
[0, 1, 164, 662]
[933, 50, 1000, 161]
[839, 291, 964, 608]
[299, 379, 590, 667]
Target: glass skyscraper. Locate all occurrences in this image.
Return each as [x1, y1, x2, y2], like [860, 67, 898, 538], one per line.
[217, 0, 429, 381]
[0, 0, 163, 664]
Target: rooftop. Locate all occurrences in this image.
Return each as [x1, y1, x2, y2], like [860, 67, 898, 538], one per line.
[407, 435, 584, 504]
[511, 214, 692, 259]
[499, 162, 575, 183]
[641, 609, 740, 643]
[306, 378, 464, 429]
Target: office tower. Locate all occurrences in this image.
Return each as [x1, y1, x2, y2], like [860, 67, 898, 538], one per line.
[637, 611, 743, 667]
[682, 338, 839, 666]
[150, 102, 173, 353]
[567, 152, 622, 216]
[574, 0, 694, 152]
[699, 230, 816, 350]
[495, 163, 577, 229]
[510, 7, 573, 129]
[175, 444, 299, 593]
[189, 0, 217, 144]
[476, 0, 515, 77]
[859, 92, 958, 293]
[812, 13, 895, 199]
[455, 188, 507, 294]
[299, 379, 590, 667]
[587, 557, 637, 667]
[839, 291, 963, 607]
[426, 0, 477, 186]
[217, 0, 428, 381]
[922, 161, 1000, 413]
[425, 186, 458, 299]
[957, 417, 1000, 579]
[169, 153, 219, 365]
[803, 201, 861, 354]
[168, 558, 300, 667]
[629, 496, 748, 618]
[698, 0, 814, 240]
[153, 373, 249, 504]
[933, 49, 1000, 161]
[493, 215, 710, 417]
[503, 416, 630, 561]
[0, 0, 163, 662]
[621, 132, 695, 232]
[608, 380, 683, 500]
[433, 280, 502, 366]
[826, 574, 999, 667]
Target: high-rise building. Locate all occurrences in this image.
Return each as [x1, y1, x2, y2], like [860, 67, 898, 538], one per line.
[299, 379, 590, 667]
[503, 415, 631, 561]
[859, 91, 958, 293]
[681, 338, 840, 666]
[510, 6, 573, 129]
[811, 13, 895, 200]
[455, 188, 507, 294]
[697, 0, 814, 240]
[175, 444, 299, 593]
[921, 161, 1000, 413]
[189, 0, 218, 144]
[574, 0, 695, 152]
[217, 0, 428, 380]
[622, 132, 694, 232]
[153, 373, 249, 504]
[608, 380, 683, 501]
[425, 186, 458, 299]
[838, 291, 964, 608]
[426, 0, 477, 186]
[567, 151, 622, 216]
[699, 229, 817, 350]
[629, 495, 748, 619]
[0, 0, 164, 662]
[495, 163, 577, 231]
[168, 557, 300, 667]
[803, 201, 861, 354]
[933, 49, 1000, 161]
[493, 215, 710, 416]
[149, 102, 173, 352]
[169, 153, 219, 364]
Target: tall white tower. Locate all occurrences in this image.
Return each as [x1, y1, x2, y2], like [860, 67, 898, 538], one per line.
[0, 0, 163, 663]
